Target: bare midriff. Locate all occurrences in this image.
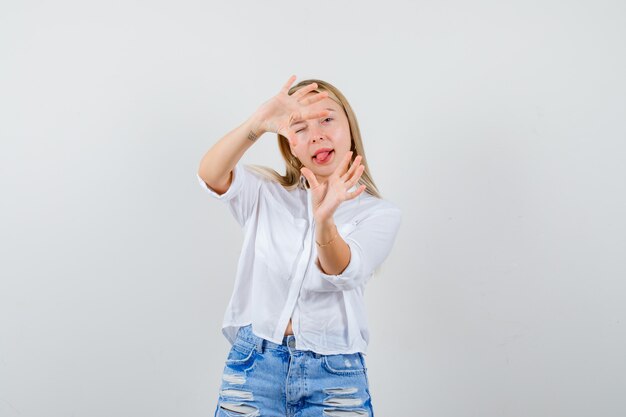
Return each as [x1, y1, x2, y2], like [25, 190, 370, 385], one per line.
[284, 318, 294, 336]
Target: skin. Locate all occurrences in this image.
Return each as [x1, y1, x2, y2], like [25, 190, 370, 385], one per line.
[288, 93, 367, 223]
[198, 75, 365, 338]
[283, 92, 367, 336]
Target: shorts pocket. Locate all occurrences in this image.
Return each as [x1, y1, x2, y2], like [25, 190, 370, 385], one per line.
[321, 352, 366, 375]
[225, 342, 257, 369]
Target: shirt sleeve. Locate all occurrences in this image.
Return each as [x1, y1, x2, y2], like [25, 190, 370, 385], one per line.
[196, 162, 263, 228]
[313, 206, 402, 291]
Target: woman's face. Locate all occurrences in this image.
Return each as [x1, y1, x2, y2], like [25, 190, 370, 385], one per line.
[288, 94, 352, 183]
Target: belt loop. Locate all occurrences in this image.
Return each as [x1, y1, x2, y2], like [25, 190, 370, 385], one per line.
[255, 337, 264, 354]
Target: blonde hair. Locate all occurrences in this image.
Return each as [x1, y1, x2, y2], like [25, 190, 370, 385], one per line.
[247, 79, 382, 199]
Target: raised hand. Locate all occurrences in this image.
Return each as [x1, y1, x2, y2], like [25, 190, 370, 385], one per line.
[253, 75, 331, 147]
[300, 151, 367, 224]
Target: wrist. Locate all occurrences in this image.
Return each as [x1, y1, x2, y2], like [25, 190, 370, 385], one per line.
[247, 114, 266, 138]
[316, 221, 339, 248]
[316, 217, 335, 229]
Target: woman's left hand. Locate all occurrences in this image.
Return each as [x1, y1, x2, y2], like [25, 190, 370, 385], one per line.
[300, 151, 367, 224]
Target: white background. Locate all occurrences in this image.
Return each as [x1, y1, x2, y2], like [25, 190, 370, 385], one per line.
[1, 1, 625, 416]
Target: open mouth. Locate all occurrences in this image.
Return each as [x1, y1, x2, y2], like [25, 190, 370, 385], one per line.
[313, 149, 334, 164]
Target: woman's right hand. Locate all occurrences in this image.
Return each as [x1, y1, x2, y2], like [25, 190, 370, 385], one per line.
[252, 75, 331, 147]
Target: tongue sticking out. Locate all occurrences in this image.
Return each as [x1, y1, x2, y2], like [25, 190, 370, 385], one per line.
[316, 151, 331, 162]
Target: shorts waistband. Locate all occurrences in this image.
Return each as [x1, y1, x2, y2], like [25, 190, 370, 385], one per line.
[234, 324, 321, 357]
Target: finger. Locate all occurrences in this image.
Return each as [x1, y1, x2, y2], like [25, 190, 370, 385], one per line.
[280, 75, 297, 94]
[284, 132, 297, 148]
[336, 150, 353, 177]
[345, 164, 365, 189]
[277, 126, 295, 145]
[341, 154, 362, 181]
[346, 184, 367, 201]
[343, 157, 363, 183]
[299, 90, 328, 106]
[301, 167, 320, 189]
[286, 132, 298, 148]
[300, 109, 331, 121]
[291, 82, 318, 100]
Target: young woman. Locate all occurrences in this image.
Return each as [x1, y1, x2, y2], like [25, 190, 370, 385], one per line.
[197, 75, 401, 417]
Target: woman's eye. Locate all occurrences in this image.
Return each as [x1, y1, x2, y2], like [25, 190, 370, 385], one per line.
[295, 118, 331, 133]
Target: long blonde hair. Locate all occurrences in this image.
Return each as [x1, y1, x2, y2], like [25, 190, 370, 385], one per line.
[247, 79, 382, 199]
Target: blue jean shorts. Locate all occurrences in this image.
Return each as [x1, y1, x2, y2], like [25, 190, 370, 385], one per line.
[213, 324, 374, 417]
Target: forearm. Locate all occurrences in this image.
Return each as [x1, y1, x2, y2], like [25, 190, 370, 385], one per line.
[316, 219, 351, 275]
[197, 114, 265, 190]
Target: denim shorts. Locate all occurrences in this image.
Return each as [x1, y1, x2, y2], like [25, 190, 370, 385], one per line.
[213, 324, 374, 417]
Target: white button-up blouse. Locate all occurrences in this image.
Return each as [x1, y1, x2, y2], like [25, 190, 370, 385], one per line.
[197, 162, 401, 355]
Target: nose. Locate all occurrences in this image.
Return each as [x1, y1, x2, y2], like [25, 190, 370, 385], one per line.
[309, 127, 325, 143]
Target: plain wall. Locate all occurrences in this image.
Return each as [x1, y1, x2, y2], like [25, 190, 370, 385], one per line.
[1, 0, 625, 416]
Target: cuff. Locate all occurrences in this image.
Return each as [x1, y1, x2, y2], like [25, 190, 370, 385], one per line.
[315, 238, 365, 291]
[196, 163, 243, 202]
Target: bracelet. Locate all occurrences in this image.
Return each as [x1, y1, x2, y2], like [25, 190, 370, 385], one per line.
[316, 226, 339, 247]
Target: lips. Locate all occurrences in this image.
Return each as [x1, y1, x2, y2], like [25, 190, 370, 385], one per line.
[312, 149, 334, 164]
[312, 147, 334, 160]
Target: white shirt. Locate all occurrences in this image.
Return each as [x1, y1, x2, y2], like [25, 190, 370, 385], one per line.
[197, 162, 401, 355]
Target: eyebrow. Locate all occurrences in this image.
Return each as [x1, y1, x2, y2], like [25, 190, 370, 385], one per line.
[290, 109, 335, 127]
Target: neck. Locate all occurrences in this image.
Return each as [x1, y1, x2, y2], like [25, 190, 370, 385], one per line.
[314, 175, 329, 186]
